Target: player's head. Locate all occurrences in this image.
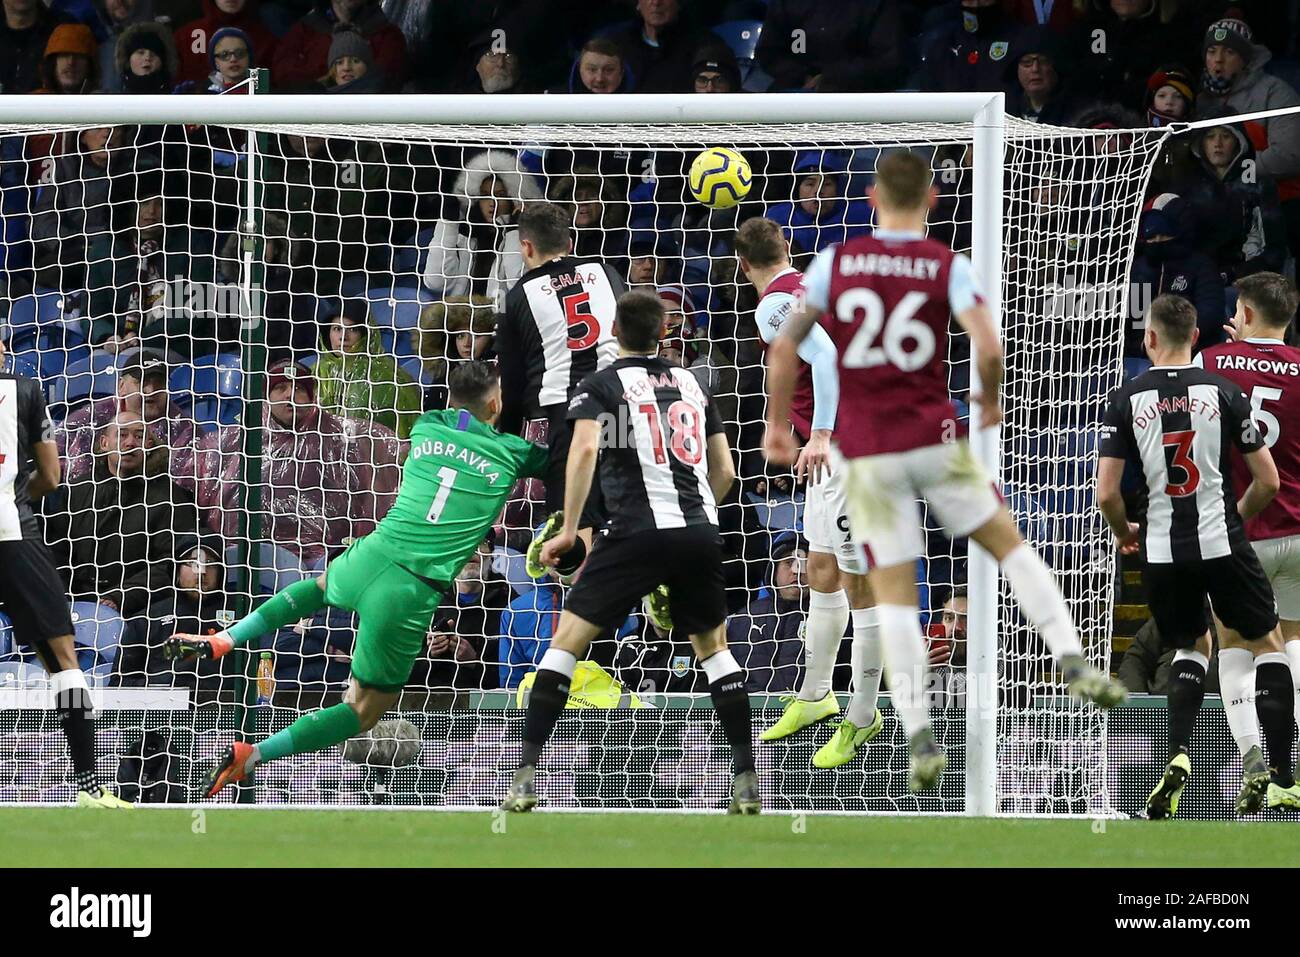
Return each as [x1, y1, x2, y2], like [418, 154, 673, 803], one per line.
[1143, 293, 1199, 358]
[613, 290, 666, 355]
[734, 217, 791, 280]
[868, 150, 936, 219]
[1233, 272, 1298, 338]
[448, 360, 503, 424]
[517, 202, 573, 267]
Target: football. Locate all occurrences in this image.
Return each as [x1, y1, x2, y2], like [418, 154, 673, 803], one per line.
[688, 147, 752, 209]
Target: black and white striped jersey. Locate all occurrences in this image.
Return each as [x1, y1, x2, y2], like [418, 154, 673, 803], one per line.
[0, 372, 54, 542]
[567, 356, 725, 537]
[1100, 364, 1265, 563]
[497, 255, 625, 435]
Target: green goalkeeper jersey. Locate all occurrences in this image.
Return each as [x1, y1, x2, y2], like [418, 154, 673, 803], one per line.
[368, 407, 548, 584]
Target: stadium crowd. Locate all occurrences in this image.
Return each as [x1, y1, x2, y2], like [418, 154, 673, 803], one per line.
[0, 0, 1298, 703]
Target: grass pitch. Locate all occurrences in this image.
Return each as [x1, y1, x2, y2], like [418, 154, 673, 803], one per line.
[5, 807, 1299, 867]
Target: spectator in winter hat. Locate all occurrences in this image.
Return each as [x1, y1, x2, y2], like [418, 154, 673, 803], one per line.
[94, 0, 157, 92]
[273, 0, 407, 93]
[1144, 64, 1194, 127]
[466, 40, 524, 94]
[207, 26, 252, 91]
[763, 150, 873, 257]
[114, 20, 175, 93]
[1197, 17, 1300, 265]
[36, 22, 99, 93]
[324, 22, 379, 92]
[691, 41, 741, 94]
[173, 0, 277, 88]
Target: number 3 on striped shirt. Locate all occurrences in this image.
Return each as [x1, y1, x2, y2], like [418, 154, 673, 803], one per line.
[426, 466, 458, 522]
[1162, 430, 1200, 497]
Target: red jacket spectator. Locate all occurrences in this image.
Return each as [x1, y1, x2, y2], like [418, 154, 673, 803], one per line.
[173, 0, 278, 87]
[272, 0, 408, 92]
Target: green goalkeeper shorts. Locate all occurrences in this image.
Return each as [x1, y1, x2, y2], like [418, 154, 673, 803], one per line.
[324, 536, 446, 693]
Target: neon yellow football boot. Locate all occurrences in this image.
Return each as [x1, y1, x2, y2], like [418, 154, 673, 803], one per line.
[1145, 751, 1190, 820]
[759, 692, 839, 742]
[76, 786, 134, 809]
[525, 511, 566, 580]
[812, 710, 884, 769]
[1266, 780, 1300, 810]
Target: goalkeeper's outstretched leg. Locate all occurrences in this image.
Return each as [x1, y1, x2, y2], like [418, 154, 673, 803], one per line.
[201, 677, 400, 797]
[167, 571, 412, 797]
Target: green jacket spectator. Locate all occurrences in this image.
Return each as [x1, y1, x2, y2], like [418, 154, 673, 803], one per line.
[314, 302, 423, 440]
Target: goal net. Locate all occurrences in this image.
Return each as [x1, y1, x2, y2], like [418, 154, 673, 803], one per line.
[0, 94, 1168, 813]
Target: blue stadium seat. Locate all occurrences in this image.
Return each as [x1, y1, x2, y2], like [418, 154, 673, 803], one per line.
[4, 287, 64, 341]
[300, 353, 319, 368]
[713, 19, 762, 69]
[170, 353, 242, 431]
[51, 352, 120, 406]
[365, 284, 432, 331]
[1, 353, 38, 380]
[391, 227, 434, 285]
[71, 600, 123, 682]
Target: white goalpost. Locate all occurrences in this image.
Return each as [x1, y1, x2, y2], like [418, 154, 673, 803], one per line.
[0, 92, 1168, 815]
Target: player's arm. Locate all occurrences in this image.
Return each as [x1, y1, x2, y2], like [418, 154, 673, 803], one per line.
[1095, 455, 1139, 554]
[540, 377, 609, 567]
[29, 439, 60, 499]
[1096, 389, 1140, 553]
[1239, 446, 1280, 521]
[794, 325, 840, 484]
[562, 419, 599, 532]
[27, 385, 60, 498]
[706, 432, 736, 503]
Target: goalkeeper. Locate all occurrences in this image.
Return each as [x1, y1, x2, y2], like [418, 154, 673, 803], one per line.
[166, 362, 548, 797]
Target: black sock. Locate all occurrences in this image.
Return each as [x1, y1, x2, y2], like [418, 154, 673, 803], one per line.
[1255, 661, 1296, 788]
[1166, 657, 1206, 760]
[519, 668, 570, 769]
[59, 686, 98, 794]
[708, 671, 755, 775]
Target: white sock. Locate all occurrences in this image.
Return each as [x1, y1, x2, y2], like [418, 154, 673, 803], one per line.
[876, 603, 930, 737]
[245, 745, 262, 774]
[1285, 640, 1300, 738]
[538, 648, 578, 680]
[847, 606, 883, 726]
[701, 648, 742, 684]
[1217, 647, 1260, 757]
[1001, 543, 1083, 660]
[800, 588, 849, 701]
